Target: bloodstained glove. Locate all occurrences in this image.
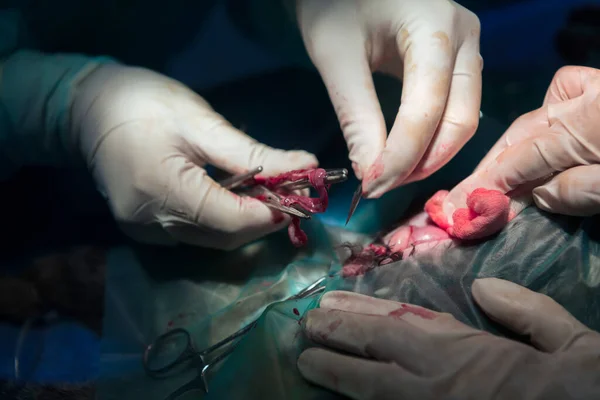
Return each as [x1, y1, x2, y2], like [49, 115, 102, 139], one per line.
[297, 278, 600, 400]
[442, 66, 600, 229]
[296, 0, 483, 198]
[71, 64, 318, 250]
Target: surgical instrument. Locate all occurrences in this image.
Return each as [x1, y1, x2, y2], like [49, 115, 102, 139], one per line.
[143, 276, 328, 397]
[276, 168, 349, 191]
[345, 182, 363, 225]
[218, 166, 263, 190]
[244, 185, 312, 219]
[218, 166, 312, 219]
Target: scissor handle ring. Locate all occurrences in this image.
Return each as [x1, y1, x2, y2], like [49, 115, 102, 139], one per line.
[144, 328, 196, 377]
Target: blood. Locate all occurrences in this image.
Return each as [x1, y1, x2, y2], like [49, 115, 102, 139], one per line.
[327, 319, 342, 333]
[341, 244, 401, 277]
[293, 308, 300, 316]
[425, 188, 511, 240]
[271, 212, 285, 224]
[364, 154, 384, 184]
[288, 217, 308, 247]
[388, 304, 436, 320]
[253, 168, 330, 247]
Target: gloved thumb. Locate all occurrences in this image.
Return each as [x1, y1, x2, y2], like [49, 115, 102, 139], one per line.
[472, 278, 591, 353]
[532, 164, 600, 217]
[165, 115, 319, 250]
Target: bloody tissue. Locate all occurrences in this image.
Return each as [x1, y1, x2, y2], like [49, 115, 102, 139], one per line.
[254, 168, 329, 247]
[341, 244, 401, 277]
[425, 188, 511, 240]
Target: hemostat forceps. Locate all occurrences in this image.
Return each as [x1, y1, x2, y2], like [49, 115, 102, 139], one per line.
[275, 168, 349, 191]
[143, 276, 328, 397]
[218, 166, 311, 219]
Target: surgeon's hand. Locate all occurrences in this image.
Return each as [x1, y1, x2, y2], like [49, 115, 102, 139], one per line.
[70, 64, 318, 250]
[443, 66, 600, 221]
[298, 279, 600, 399]
[296, 0, 483, 198]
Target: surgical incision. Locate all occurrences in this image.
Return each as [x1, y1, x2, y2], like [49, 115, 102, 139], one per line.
[341, 187, 513, 277]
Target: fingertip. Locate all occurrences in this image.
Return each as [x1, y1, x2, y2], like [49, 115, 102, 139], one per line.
[288, 150, 319, 169]
[297, 348, 323, 377]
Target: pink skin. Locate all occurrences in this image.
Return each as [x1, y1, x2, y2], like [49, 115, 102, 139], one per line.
[384, 212, 454, 257]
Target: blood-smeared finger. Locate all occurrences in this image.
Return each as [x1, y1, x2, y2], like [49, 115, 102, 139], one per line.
[362, 30, 456, 198]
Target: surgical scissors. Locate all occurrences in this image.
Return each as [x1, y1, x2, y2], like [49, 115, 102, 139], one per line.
[143, 276, 327, 397]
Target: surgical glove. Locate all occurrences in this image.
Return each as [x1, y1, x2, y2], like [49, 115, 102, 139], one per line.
[443, 66, 600, 222]
[298, 278, 600, 400]
[70, 64, 318, 249]
[296, 0, 483, 198]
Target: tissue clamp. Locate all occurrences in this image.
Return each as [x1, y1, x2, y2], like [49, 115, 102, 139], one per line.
[275, 168, 348, 191]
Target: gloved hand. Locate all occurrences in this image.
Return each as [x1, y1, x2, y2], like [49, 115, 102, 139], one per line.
[298, 278, 600, 399]
[70, 64, 318, 250]
[296, 0, 483, 198]
[443, 66, 600, 222]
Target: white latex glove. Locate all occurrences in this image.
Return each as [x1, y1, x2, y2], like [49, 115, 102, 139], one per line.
[443, 66, 600, 222]
[70, 64, 318, 250]
[296, 0, 483, 198]
[298, 279, 600, 399]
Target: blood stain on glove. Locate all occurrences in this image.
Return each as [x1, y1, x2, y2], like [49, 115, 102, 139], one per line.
[388, 304, 436, 320]
[254, 168, 330, 247]
[364, 154, 385, 184]
[425, 188, 510, 240]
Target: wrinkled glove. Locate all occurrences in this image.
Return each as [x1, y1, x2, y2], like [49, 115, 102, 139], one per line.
[298, 278, 600, 399]
[71, 64, 317, 249]
[296, 0, 483, 198]
[443, 66, 600, 222]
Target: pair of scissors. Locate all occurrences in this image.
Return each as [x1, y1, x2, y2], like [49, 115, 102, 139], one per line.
[143, 276, 328, 397]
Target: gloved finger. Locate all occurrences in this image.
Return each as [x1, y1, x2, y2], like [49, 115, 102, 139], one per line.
[403, 31, 483, 183]
[303, 307, 479, 377]
[472, 278, 591, 353]
[362, 29, 456, 198]
[441, 122, 577, 220]
[319, 291, 464, 331]
[543, 65, 600, 105]
[297, 347, 413, 400]
[440, 107, 549, 219]
[298, 7, 386, 180]
[533, 164, 600, 216]
[179, 113, 318, 177]
[472, 107, 550, 174]
[161, 163, 291, 250]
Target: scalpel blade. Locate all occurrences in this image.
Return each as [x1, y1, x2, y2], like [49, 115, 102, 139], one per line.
[345, 183, 363, 226]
